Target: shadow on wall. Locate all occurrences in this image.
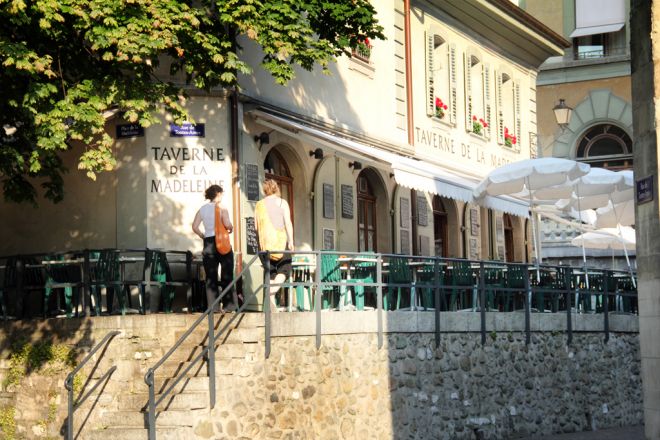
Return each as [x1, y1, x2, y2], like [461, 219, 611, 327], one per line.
[0, 146, 117, 256]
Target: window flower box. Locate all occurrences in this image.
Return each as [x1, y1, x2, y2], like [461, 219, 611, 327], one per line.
[434, 97, 448, 119]
[472, 115, 487, 135]
[504, 127, 517, 148]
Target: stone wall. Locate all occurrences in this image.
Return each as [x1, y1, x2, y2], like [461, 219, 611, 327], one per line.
[0, 313, 643, 439]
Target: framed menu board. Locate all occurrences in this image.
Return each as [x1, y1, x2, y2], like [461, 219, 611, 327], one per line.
[323, 183, 335, 219]
[470, 208, 479, 236]
[245, 163, 260, 201]
[417, 195, 428, 226]
[400, 198, 410, 228]
[341, 184, 354, 219]
[400, 230, 410, 255]
[323, 228, 335, 250]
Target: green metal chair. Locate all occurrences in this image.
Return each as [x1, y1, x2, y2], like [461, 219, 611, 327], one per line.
[505, 265, 527, 312]
[138, 250, 192, 314]
[344, 254, 376, 310]
[91, 249, 126, 315]
[415, 260, 442, 310]
[385, 257, 412, 310]
[320, 254, 343, 310]
[448, 260, 474, 311]
[43, 254, 83, 318]
[483, 267, 505, 311]
[291, 256, 314, 311]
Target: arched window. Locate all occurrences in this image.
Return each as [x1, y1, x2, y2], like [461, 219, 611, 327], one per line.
[576, 124, 633, 170]
[357, 173, 377, 252]
[433, 196, 448, 257]
[264, 149, 294, 225]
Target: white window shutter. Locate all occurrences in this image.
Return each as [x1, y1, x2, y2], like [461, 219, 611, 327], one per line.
[514, 82, 522, 151]
[464, 53, 472, 131]
[484, 64, 491, 140]
[495, 70, 504, 144]
[425, 32, 435, 117]
[449, 44, 457, 124]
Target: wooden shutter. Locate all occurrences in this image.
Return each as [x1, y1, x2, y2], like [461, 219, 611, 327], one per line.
[514, 82, 522, 151]
[449, 44, 457, 124]
[464, 53, 472, 131]
[425, 32, 435, 116]
[484, 64, 491, 139]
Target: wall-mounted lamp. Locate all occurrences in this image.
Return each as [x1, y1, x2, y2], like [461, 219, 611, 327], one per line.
[389, 172, 395, 179]
[553, 99, 573, 132]
[348, 161, 363, 170]
[254, 131, 270, 149]
[309, 148, 324, 160]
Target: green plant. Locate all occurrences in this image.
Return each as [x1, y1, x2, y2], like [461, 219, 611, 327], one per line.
[489, 331, 497, 341]
[3, 340, 77, 389]
[472, 115, 488, 135]
[0, 405, 16, 440]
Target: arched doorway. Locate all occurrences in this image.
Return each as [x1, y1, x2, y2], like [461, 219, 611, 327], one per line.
[264, 149, 294, 226]
[433, 197, 448, 257]
[503, 214, 514, 262]
[357, 172, 377, 252]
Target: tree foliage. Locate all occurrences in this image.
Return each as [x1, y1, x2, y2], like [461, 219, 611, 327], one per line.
[0, 0, 384, 204]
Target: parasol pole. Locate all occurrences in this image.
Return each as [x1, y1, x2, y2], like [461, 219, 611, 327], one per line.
[526, 177, 541, 282]
[575, 184, 590, 289]
[610, 199, 636, 288]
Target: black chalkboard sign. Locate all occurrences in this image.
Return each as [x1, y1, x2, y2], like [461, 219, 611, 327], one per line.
[323, 228, 335, 250]
[417, 195, 428, 226]
[323, 183, 335, 219]
[246, 164, 260, 201]
[246, 217, 258, 255]
[341, 184, 353, 219]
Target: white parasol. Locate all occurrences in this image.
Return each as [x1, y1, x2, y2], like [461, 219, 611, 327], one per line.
[555, 169, 635, 286]
[571, 227, 636, 250]
[474, 158, 591, 274]
[594, 199, 635, 229]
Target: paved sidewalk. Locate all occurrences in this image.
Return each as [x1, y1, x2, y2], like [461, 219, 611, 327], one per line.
[517, 425, 644, 440]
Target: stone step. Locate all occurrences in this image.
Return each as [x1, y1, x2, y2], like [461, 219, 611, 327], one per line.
[115, 391, 209, 411]
[92, 409, 200, 429]
[174, 326, 264, 346]
[87, 427, 194, 440]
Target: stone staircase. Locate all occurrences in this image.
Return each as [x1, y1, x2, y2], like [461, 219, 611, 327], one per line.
[76, 313, 265, 439]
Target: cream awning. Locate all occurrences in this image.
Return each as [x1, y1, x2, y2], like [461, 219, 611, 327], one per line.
[251, 109, 529, 217]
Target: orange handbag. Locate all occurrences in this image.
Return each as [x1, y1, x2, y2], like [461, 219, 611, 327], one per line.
[214, 204, 232, 255]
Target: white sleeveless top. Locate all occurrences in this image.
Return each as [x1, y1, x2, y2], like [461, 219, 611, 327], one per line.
[198, 203, 217, 238]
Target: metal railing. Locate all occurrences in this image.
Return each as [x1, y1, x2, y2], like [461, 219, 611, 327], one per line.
[143, 254, 260, 440]
[142, 249, 636, 438]
[64, 330, 120, 440]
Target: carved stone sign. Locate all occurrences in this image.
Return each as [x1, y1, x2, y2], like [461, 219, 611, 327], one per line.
[341, 184, 354, 219]
[323, 183, 335, 219]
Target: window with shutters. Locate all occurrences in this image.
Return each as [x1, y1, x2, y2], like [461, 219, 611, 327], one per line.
[465, 53, 486, 136]
[426, 33, 456, 125]
[496, 72, 521, 151]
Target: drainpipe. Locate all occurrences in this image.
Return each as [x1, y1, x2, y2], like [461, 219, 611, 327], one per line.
[230, 89, 242, 277]
[404, 0, 418, 255]
[228, 25, 243, 283]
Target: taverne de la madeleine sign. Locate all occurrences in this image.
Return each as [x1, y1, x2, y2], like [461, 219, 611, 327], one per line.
[150, 145, 227, 193]
[415, 126, 519, 169]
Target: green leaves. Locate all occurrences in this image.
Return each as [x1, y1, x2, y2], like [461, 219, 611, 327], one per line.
[0, 0, 384, 204]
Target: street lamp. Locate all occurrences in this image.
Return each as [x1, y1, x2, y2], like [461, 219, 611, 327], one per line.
[553, 99, 573, 131]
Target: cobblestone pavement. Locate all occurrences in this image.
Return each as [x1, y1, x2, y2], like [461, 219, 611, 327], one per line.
[516, 425, 644, 440]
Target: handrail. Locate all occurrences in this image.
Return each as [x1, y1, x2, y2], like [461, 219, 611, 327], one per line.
[64, 330, 120, 440]
[144, 254, 260, 440]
